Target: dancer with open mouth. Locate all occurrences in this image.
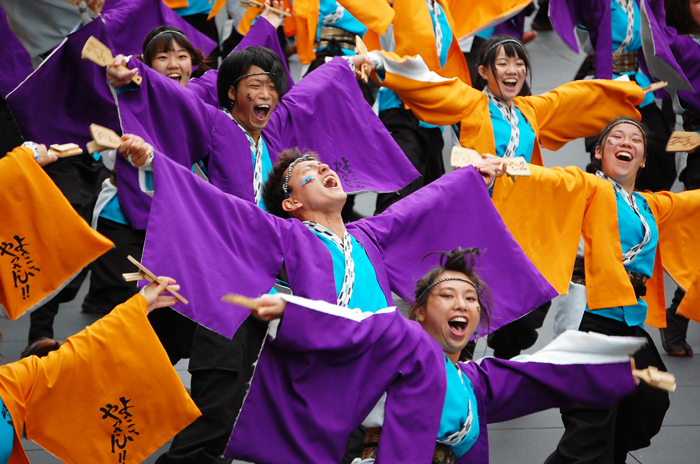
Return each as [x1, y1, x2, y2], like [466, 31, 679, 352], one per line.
[489, 117, 700, 463]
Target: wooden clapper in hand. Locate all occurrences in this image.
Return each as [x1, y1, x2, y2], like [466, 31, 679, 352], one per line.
[239, 0, 291, 17]
[222, 294, 259, 310]
[666, 131, 700, 153]
[82, 36, 142, 85]
[632, 366, 677, 392]
[355, 36, 370, 83]
[47, 143, 83, 158]
[122, 256, 189, 305]
[450, 146, 531, 182]
[86, 123, 123, 154]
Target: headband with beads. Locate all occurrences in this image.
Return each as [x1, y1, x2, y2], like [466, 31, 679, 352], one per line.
[481, 38, 525, 63]
[283, 155, 317, 198]
[596, 117, 647, 149]
[144, 30, 189, 54]
[233, 71, 274, 86]
[417, 277, 478, 301]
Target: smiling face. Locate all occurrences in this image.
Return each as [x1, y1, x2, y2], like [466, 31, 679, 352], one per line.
[595, 123, 646, 189]
[228, 65, 279, 138]
[415, 271, 481, 364]
[150, 39, 193, 87]
[282, 159, 347, 216]
[478, 46, 527, 106]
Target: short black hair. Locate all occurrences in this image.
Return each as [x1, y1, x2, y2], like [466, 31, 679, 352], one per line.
[217, 46, 288, 109]
[262, 148, 319, 218]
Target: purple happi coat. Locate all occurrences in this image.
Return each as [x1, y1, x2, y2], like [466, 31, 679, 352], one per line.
[0, 7, 33, 98]
[116, 55, 419, 229]
[226, 295, 447, 463]
[187, 16, 296, 106]
[225, 297, 639, 464]
[141, 154, 557, 339]
[5, 0, 215, 148]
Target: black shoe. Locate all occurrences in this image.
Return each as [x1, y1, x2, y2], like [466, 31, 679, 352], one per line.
[21, 337, 62, 359]
[660, 307, 693, 357]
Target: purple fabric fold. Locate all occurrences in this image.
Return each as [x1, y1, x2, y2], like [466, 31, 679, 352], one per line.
[458, 358, 637, 463]
[0, 7, 33, 98]
[5, 0, 214, 149]
[351, 167, 559, 334]
[116, 56, 419, 228]
[224, 299, 446, 464]
[143, 155, 556, 339]
[187, 16, 295, 106]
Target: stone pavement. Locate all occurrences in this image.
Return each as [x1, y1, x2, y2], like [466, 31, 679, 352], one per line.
[3, 21, 699, 464]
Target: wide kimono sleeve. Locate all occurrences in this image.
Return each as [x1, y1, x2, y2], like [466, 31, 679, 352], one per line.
[0, 147, 113, 319]
[456, 330, 640, 464]
[349, 166, 558, 334]
[492, 165, 638, 310]
[187, 16, 295, 106]
[0, 294, 201, 464]
[514, 80, 644, 151]
[264, 57, 420, 194]
[225, 294, 446, 464]
[444, 0, 532, 40]
[140, 155, 290, 338]
[640, 190, 700, 325]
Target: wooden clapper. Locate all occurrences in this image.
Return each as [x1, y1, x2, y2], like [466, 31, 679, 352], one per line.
[86, 123, 123, 154]
[48, 143, 83, 158]
[355, 36, 370, 83]
[632, 366, 677, 392]
[666, 131, 700, 153]
[222, 294, 259, 310]
[239, 0, 291, 17]
[450, 146, 531, 181]
[122, 256, 189, 305]
[82, 36, 142, 85]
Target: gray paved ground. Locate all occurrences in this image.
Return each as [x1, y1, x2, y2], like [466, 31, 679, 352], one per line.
[5, 20, 699, 464]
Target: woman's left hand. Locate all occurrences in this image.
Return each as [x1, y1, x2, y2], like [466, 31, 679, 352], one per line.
[349, 55, 375, 80]
[261, 0, 290, 30]
[143, 278, 180, 313]
[474, 153, 506, 187]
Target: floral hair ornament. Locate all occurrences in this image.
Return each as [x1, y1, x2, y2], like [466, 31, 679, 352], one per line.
[417, 277, 478, 301]
[283, 155, 317, 198]
[145, 30, 189, 54]
[597, 117, 647, 149]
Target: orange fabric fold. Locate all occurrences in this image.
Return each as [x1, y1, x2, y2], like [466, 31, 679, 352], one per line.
[0, 294, 201, 463]
[640, 190, 700, 325]
[492, 166, 637, 309]
[0, 147, 113, 319]
[444, 0, 533, 39]
[163, 0, 189, 9]
[207, 0, 226, 20]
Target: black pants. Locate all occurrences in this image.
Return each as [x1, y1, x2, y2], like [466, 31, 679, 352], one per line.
[156, 317, 268, 464]
[27, 155, 104, 342]
[375, 107, 445, 214]
[545, 312, 670, 464]
[82, 217, 146, 313]
[487, 301, 551, 359]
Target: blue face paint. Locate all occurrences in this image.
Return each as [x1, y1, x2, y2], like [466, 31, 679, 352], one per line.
[301, 175, 313, 187]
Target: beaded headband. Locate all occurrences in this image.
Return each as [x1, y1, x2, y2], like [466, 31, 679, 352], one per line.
[596, 117, 647, 149]
[233, 71, 274, 86]
[144, 30, 189, 54]
[283, 155, 317, 198]
[481, 38, 524, 63]
[417, 277, 478, 301]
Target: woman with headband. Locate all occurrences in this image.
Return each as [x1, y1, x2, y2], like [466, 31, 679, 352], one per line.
[489, 116, 700, 463]
[362, 35, 644, 166]
[230, 248, 642, 464]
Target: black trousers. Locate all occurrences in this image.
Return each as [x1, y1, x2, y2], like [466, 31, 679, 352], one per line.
[82, 217, 145, 313]
[487, 301, 551, 359]
[545, 312, 669, 464]
[156, 317, 268, 464]
[375, 107, 445, 214]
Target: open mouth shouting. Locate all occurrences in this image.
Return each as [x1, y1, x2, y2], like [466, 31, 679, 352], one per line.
[448, 315, 469, 338]
[253, 104, 271, 121]
[167, 72, 182, 82]
[614, 150, 633, 162]
[502, 77, 519, 91]
[322, 174, 339, 189]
